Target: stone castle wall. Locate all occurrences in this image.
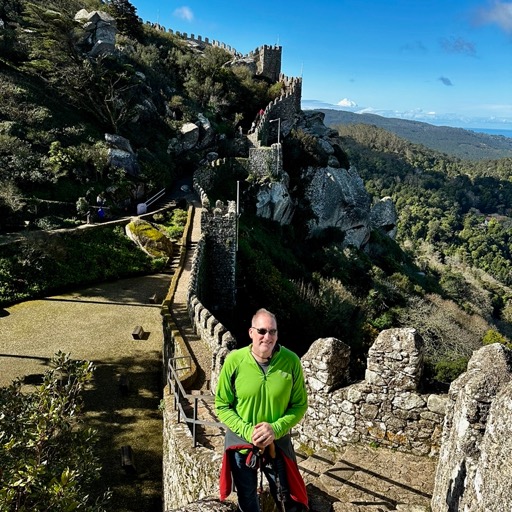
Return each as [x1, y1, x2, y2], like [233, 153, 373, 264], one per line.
[198, 195, 237, 315]
[188, 182, 238, 387]
[145, 21, 281, 81]
[296, 329, 446, 458]
[249, 75, 302, 147]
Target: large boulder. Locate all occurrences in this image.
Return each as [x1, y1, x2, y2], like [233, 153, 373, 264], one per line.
[105, 134, 139, 177]
[304, 165, 371, 248]
[125, 218, 173, 259]
[168, 122, 200, 155]
[431, 343, 512, 511]
[74, 9, 116, 57]
[370, 196, 398, 239]
[255, 178, 294, 225]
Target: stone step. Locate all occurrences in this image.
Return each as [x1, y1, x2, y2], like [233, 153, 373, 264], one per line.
[297, 446, 432, 512]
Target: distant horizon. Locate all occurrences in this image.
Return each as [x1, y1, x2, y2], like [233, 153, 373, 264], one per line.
[301, 99, 512, 133]
[469, 127, 512, 138]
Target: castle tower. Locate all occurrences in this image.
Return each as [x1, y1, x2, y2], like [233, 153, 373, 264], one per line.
[200, 200, 237, 315]
[256, 45, 282, 82]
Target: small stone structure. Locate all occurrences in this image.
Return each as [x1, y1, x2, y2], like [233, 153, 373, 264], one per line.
[431, 343, 512, 511]
[296, 329, 446, 457]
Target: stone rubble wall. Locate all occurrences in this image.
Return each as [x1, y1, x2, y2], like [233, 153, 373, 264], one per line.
[295, 329, 448, 458]
[162, 394, 223, 510]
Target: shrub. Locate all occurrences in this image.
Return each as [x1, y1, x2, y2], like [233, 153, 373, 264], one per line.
[0, 352, 111, 511]
[434, 357, 469, 384]
[482, 328, 511, 348]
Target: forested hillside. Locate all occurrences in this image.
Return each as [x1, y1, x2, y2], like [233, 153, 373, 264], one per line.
[2, 0, 512, 391]
[316, 108, 512, 160]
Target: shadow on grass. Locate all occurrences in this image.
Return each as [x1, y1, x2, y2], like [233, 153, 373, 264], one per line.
[84, 353, 164, 512]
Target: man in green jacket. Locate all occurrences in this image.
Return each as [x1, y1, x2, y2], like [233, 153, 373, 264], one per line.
[215, 308, 309, 511]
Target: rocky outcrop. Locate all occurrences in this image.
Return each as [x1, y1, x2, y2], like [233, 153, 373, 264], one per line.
[255, 179, 295, 225]
[431, 343, 512, 511]
[304, 165, 371, 247]
[247, 109, 388, 248]
[125, 218, 173, 259]
[168, 116, 215, 155]
[297, 111, 350, 170]
[370, 196, 398, 239]
[74, 9, 116, 57]
[105, 133, 139, 177]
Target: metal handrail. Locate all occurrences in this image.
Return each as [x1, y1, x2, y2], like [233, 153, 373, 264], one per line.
[145, 188, 166, 207]
[167, 356, 224, 447]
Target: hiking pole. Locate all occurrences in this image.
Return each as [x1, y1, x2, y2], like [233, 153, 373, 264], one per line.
[268, 442, 286, 512]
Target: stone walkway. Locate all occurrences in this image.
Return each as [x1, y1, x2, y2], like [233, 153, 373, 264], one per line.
[167, 195, 438, 512]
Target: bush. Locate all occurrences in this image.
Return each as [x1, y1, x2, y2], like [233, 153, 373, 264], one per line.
[434, 357, 469, 384]
[0, 352, 111, 511]
[482, 328, 511, 348]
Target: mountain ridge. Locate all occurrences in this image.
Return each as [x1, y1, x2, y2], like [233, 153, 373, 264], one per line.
[313, 108, 512, 160]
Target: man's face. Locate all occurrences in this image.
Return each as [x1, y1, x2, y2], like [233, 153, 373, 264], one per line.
[249, 313, 278, 360]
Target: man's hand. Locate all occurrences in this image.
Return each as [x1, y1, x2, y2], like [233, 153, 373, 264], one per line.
[252, 422, 275, 450]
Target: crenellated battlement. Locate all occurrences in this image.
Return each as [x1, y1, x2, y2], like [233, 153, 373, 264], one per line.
[249, 75, 302, 147]
[144, 21, 243, 56]
[144, 21, 283, 80]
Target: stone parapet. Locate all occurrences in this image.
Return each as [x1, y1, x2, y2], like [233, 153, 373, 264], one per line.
[162, 393, 222, 509]
[431, 343, 512, 511]
[296, 329, 447, 457]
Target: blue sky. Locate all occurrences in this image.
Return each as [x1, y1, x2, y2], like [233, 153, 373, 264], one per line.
[131, 0, 512, 130]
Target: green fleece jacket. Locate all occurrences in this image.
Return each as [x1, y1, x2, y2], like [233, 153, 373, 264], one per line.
[214, 344, 308, 443]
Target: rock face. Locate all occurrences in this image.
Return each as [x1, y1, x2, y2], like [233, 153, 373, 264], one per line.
[255, 181, 294, 225]
[74, 9, 117, 57]
[247, 109, 382, 248]
[105, 133, 139, 177]
[125, 218, 173, 259]
[167, 119, 214, 155]
[370, 196, 398, 239]
[304, 165, 371, 247]
[431, 343, 512, 511]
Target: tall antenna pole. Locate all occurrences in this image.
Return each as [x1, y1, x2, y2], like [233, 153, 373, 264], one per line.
[236, 181, 240, 252]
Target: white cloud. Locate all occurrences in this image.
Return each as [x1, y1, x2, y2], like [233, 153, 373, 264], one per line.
[337, 98, 357, 107]
[476, 1, 512, 33]
[173, 6, 194, 22]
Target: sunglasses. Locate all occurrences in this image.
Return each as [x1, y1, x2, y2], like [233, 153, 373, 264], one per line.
[252, 327, 278, 336]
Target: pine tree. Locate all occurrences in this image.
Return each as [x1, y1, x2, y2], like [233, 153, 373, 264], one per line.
[106, 0, 143, 40]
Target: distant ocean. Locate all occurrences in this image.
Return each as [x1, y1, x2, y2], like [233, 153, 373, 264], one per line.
[468, 128, 512, 138]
